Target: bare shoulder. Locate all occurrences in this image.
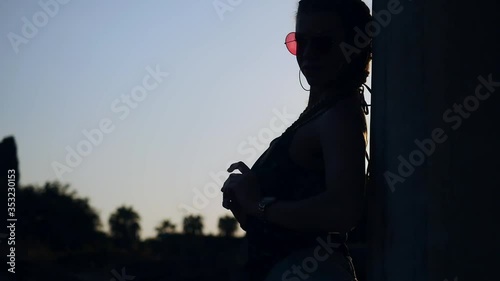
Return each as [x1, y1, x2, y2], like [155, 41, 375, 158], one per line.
[316, 94, 366, 136]
[315, 94, 367, 167]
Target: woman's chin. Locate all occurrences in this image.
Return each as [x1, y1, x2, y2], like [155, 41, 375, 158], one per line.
[306, 78, 334, 88]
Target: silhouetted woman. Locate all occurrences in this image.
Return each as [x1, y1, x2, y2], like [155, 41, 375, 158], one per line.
[221, 0, 372, 280]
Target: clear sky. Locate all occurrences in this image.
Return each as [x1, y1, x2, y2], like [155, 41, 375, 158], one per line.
[1, 0, 372, 238]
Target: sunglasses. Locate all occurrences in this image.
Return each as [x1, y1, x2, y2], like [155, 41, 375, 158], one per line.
[284, 31, 339, 56]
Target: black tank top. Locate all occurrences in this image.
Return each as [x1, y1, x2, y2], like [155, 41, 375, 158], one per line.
[244, 94, 353, 277]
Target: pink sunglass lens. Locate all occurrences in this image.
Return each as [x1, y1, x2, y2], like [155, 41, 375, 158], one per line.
[285, 32, 297, 56]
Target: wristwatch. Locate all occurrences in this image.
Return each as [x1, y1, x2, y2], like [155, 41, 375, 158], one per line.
[257, 196, 277, 221]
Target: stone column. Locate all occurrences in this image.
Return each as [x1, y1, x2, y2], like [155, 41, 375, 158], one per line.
[367, 0, 500, 280]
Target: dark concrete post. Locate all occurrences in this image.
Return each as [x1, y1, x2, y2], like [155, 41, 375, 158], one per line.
[367, 0, 500, 280]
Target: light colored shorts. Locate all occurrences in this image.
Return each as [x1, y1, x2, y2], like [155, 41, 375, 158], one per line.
[263, 245, 358, 281]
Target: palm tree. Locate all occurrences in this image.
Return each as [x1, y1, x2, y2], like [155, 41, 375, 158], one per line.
[155, 219, 176, 238]
[16, 181, 102, 251]
[218, 215, 237, 237]
[108, 205, 141, 248]
[182, 215, 203, 235]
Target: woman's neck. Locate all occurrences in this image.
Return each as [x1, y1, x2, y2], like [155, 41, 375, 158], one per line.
[307, 82, 340, 107]
[307, 82, 360, 108]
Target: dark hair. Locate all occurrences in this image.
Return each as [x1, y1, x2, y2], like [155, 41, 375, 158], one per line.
[297, 0, 372, 87]
[282, 0, 371, 135]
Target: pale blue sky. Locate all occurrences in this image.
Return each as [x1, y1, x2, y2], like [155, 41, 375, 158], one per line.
[1, 0, 372, 238]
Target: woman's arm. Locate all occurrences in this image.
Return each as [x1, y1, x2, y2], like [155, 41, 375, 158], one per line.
[229, 202, 247, 231]
[258, 188, 362, 233]
[251, 104, 366, 233]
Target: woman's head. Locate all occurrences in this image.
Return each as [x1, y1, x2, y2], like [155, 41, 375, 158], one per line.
[294, 0, 373, 90]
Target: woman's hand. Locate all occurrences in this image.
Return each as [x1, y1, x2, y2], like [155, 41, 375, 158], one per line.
[221, 182, 247, 230]
[221, 161, 261, 217]
[227, 200, 248, 231]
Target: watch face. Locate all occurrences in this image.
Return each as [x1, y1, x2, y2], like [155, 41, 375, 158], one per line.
[258, 202, 265, 209]
[258, 197, 277, 220]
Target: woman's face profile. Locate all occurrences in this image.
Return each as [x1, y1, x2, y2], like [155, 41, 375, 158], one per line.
[295, 11, 347, 87]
